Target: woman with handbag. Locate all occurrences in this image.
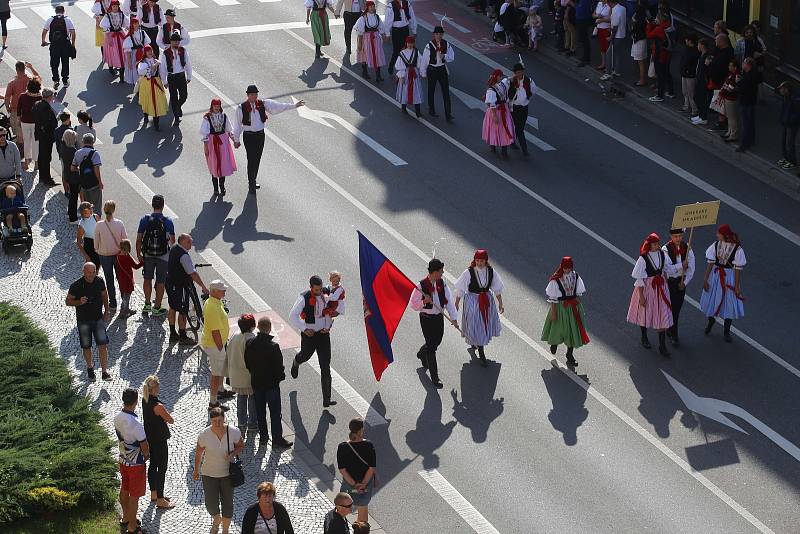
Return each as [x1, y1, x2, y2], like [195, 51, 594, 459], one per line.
[193, 406, 244, 534]
[241, 482, 295, 534]
[336, 418, 376, 523]
[93, 199, 127, 310]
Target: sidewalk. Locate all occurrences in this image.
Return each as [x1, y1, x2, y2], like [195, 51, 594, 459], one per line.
[0, 172, 375, 533]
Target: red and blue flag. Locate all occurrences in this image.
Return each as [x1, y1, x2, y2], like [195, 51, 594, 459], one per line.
[358, 231, 416, 381]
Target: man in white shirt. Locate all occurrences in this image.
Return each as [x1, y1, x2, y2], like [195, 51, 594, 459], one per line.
[233, 84, 304, 195]
[139, 0, 163, 58]
[504, 62, 537, 156]
[289, 275, 338, 408]
[159, 32, 191, 126]
[114, 388, 150, 534]
[420, 25, 454, 121]
[335, 0, 361, 54]
[384, 0, 417, 74]
[663, 228, 695, 346]
[41, 5, 76, 89]
[602, 0, 627, 79]
[410, 259, 458, 388]
[155, 9, 189, 50]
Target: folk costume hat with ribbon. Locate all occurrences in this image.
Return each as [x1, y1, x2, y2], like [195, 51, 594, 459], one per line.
[549, 256, 574, 281]
[639, 232, 661, 255]
[669, 228, 684, 235]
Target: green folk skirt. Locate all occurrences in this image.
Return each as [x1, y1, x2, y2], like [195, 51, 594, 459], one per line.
[541, 301, 589, 349]
[311, 10, 331, 46]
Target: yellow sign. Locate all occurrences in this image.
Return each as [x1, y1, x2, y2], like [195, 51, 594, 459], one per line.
[671, 201, 721, 229]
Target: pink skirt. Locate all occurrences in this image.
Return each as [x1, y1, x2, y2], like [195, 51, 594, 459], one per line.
[626, 275, 673, 330]
[358, 31, 385, 69]
[204, 133, 237, 178]
[482, 104, 515, 146]
[103, 31, 126, 68]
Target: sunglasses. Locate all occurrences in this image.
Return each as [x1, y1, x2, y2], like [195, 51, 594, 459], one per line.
[0, 133, 6, 137]
[338, 502, 354, 509]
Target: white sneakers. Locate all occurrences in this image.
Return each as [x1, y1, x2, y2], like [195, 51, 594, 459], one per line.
[690, 116, 708, 125]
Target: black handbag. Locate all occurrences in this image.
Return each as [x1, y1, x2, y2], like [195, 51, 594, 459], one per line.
[226, 425, 245, 488]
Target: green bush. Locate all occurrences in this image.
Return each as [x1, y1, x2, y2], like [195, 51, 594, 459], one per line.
[0, 302, 118, 524]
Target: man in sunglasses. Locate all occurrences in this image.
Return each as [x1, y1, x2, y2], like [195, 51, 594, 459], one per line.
[323, 492, 353, 533]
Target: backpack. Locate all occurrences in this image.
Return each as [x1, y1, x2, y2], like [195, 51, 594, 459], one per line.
[142, 215, 169, 257]
[49, 16, 68, 45]
[78, 150, 99, 189]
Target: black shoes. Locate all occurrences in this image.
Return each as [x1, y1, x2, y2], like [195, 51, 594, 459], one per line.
[102, 370, 112, 381]
[566, 348, 577, 366]
[549, 345, 557, 355]
[87, 367, 96, 381]
[291, 360, 299, 379]
[273, 438, 293, 449]
[323, 399, 338, 408]
[641, 334, 652, 349]
[704, 317, 715, 334]
[432, 380, 444, 389]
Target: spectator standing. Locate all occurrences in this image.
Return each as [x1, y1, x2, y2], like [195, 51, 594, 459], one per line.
[719, 60, 740, 143]
[201, 279, 233, 405]
[94, 199, 127, 310]
[114, 388, 150, 534]
[646, 13, 673, 102]
[0, 0, 9, 49]
[691, 38, 712, 125]
[0, 126, 22, 183]
[603, 0, 626, 79]
[592, 0, 611, 71]
[136, 194, 175, 316]
[32, 87, 59, 186]
[65, 262, 111, 381]
[736, 57, 758, 152]
[115, 239, 142, 316]
[337, 418, 376, 523]
[574, 0, 592, 67]
[708, 33, 733, 132]
[323, 492, 354, 534]
[629, 1, 648, 86]
[60, 129, 81, 223]
[71, 133, 103, 211]
[777, 81, 800, 170]
[4, 61, 40, 158]
[244, 316, 293, 448]
[193, 406, 244, 534]
[679, 34, 699, 116]
[562, 0, 576, 56]
[141, 375, 176, 510]
[733, 24, 764, 71]
[53, 110, 72, 165]
[41, 5, 76, 89]
[16, 78, 43, 170]
[227, 314, 258, 432]
[241, 482, 295, 534]
[76, 201, 100, 265]
[74, 110, 97, 148]
[166, 233, 208, 344]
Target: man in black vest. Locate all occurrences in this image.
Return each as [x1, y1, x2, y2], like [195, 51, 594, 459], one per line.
[505, 62, 536, 156]
[156, 9, 189, 50]
[140, 0, 163, 58]
[420, 26, 454, 121]
[383, 0, 416, 74]
[289, 275, 337, 407]
[158, 32, 191, 127]
[662, 228, 695, 346]
[410, 259, 458, 388]
[32, 87, 59, 186]
[41, 5, 76, 90]
[165, 233, 208, 345]
[233, 85, 304, 195]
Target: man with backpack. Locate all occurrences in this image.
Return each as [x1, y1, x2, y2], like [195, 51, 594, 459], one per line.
[136, 194, 175, 316]
[70, 133, 103, 213]
[41, 5, 76, 90]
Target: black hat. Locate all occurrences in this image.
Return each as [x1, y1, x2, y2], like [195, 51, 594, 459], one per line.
[433, 25, 445, 34]
[428, 258, 445, 273]
[512, 62, 525, 72]
[669, 228, 684, 235]
[246, 84, 259, 94]
[164, 8, 176, 16]
[169, 31, 181, 41]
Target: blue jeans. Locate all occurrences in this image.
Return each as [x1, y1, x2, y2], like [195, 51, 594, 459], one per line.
[236, 394, 257, 429]
[253, 386, 283, 441]
[77, 320, 109, 349]
[97, 254, 117, 306]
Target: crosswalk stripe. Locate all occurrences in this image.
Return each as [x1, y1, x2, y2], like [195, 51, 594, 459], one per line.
[31, 4, 55, 19]
[75, 0, 96, 18]
[163, 0, 199, 9]
[7, 14, 27, 30]
[211, 0, 240, 5]
[258, 0, 282, 3]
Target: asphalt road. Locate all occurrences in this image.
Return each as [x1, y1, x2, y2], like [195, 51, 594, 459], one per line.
[5, 0, 800, 532]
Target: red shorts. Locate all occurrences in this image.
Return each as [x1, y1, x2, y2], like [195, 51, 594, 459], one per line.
[597, 28, 611, 53]
[120, 463, 147, 497]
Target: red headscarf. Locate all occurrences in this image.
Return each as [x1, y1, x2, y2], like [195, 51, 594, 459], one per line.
[717, 224, 739, 244]
[487, 69, 503, 87]
[405, 35, 416, 46]
[208, 98, 222, 112]
[549, 256, 574, 281]
[469, 249, 489, 268]
[126, 16, 139, 37]
[363, 0, 374, 12]
[143, 44, 154, 54]
[639, 232, 661, 255]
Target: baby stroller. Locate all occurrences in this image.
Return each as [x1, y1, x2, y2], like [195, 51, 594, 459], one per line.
[0, 179, 32, 254]
[0, 100, 14, 141]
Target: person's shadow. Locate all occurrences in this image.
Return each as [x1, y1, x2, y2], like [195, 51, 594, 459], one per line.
[289, 390, 337, 467]
[299, 58, 332, 88]
[188, 197, 234, 251]
[449, 359, 505, 443]
[629, 363, 699, 439]
[362, 393, 412, 493]
[541, 365, 589, 446]
[405, 369, 457, 470]
[220, 194, 294, 254]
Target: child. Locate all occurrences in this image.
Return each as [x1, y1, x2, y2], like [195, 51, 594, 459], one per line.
[1, 184, 28, 232]
[323, 271, 346, 318]
[526, 8, 544, 51]
[74, 110, 96, 149]
[115, 239, 143, 316]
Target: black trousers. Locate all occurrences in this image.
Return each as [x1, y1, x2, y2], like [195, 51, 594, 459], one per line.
[694, 85, 709, 120]
[655, 61, 673, 98]
[576, 19, 591, 63]
[426, 66, 451, 117]
[147, 439, 169, 498]
[782, 125, 799, 164]
[511, 104, 528, 153]
[419, 313, 444, 382]
[295, 331, 332, 403]
[389, 25, 410, 72]
[740, 103, 756, 149]
[37, 136, 54, 182]
[343, 11, 359, 51]
[242, 130, 265, 191]
[667, 277, 685, 335]
[49, 45, 71, 82]
[143, 27, 159, 58]
[167, 72, 187, 119]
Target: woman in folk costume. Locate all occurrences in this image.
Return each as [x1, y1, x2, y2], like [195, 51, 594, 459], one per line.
[92, 0, 113, 60]
[200, 99, 237, 197]
[122, 17, 150, 85]
[99, 0, 129, 81]
[700, 224, 746, 342]
[626, 233, 673, 357]
[136, 45, 168, 130]
[482, 69, 515, 157]
[395, 35, 423, 117]
[454, 249, 505, 367]
[305, 0, 337, 58]
[354, 1, 387, 82]
[541, 257, 589, 367]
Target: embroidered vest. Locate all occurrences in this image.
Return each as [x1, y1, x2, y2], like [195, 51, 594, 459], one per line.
[665, 241, 688, 265]
[555, 272, 580, 300]
[642, 251, 665, 277]
[161, 22, 181, 45]
[467, 267, 493, 293]
[714, 241, 740, 269]
[141, 3, 161, 24]
[508, 76, 532, 101]
[300, 290, 317, 324]
[241, 100, 267, 125]
[427, 40, 448, 65]
[420, 278, 447, 310]
[164, 47, 186, 73]
[204, 113, 227, 135]
[391, 0, 410, 21]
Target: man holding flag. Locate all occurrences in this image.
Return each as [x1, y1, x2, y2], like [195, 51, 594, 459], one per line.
[410, 259, 458, 388]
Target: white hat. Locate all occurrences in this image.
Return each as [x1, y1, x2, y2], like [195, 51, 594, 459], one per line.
[209, 279, 228, 291]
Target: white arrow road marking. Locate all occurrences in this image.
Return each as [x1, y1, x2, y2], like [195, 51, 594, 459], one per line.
[663, 371, 800, 463]
[524, 131, 556, 151]
[431, 12, 471, 34]
[115, 169, 179, 220]
[450, 86, 484, 110]
[292, 97, 407, 166]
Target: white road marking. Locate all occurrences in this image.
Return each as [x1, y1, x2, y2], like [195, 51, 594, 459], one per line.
[258, 0, 282, 3]
[75, 1, 96, 18]
[524, 131, 555, 151]
[6, 13, 27, 30]
[451, 86, 542, 131]
[197, 248, 271, 312]
[190, 19, 343, 38]
[211, 0, 239, 5]
[163, 0, 199, 9]
[31, 4, 56, 19]
[430, 12, 471, 34]
[115, 169, 179, 220]
[283, 28, 800, 382]
[419, 469, 500, 534]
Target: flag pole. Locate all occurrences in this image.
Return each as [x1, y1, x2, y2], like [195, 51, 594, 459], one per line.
[415, 284, 462, 333]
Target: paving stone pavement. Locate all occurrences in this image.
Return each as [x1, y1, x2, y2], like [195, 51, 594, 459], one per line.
[0, 173, 338, 533]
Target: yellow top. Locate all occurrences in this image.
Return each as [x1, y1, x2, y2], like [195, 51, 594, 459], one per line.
[200, 297, 229, 349]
